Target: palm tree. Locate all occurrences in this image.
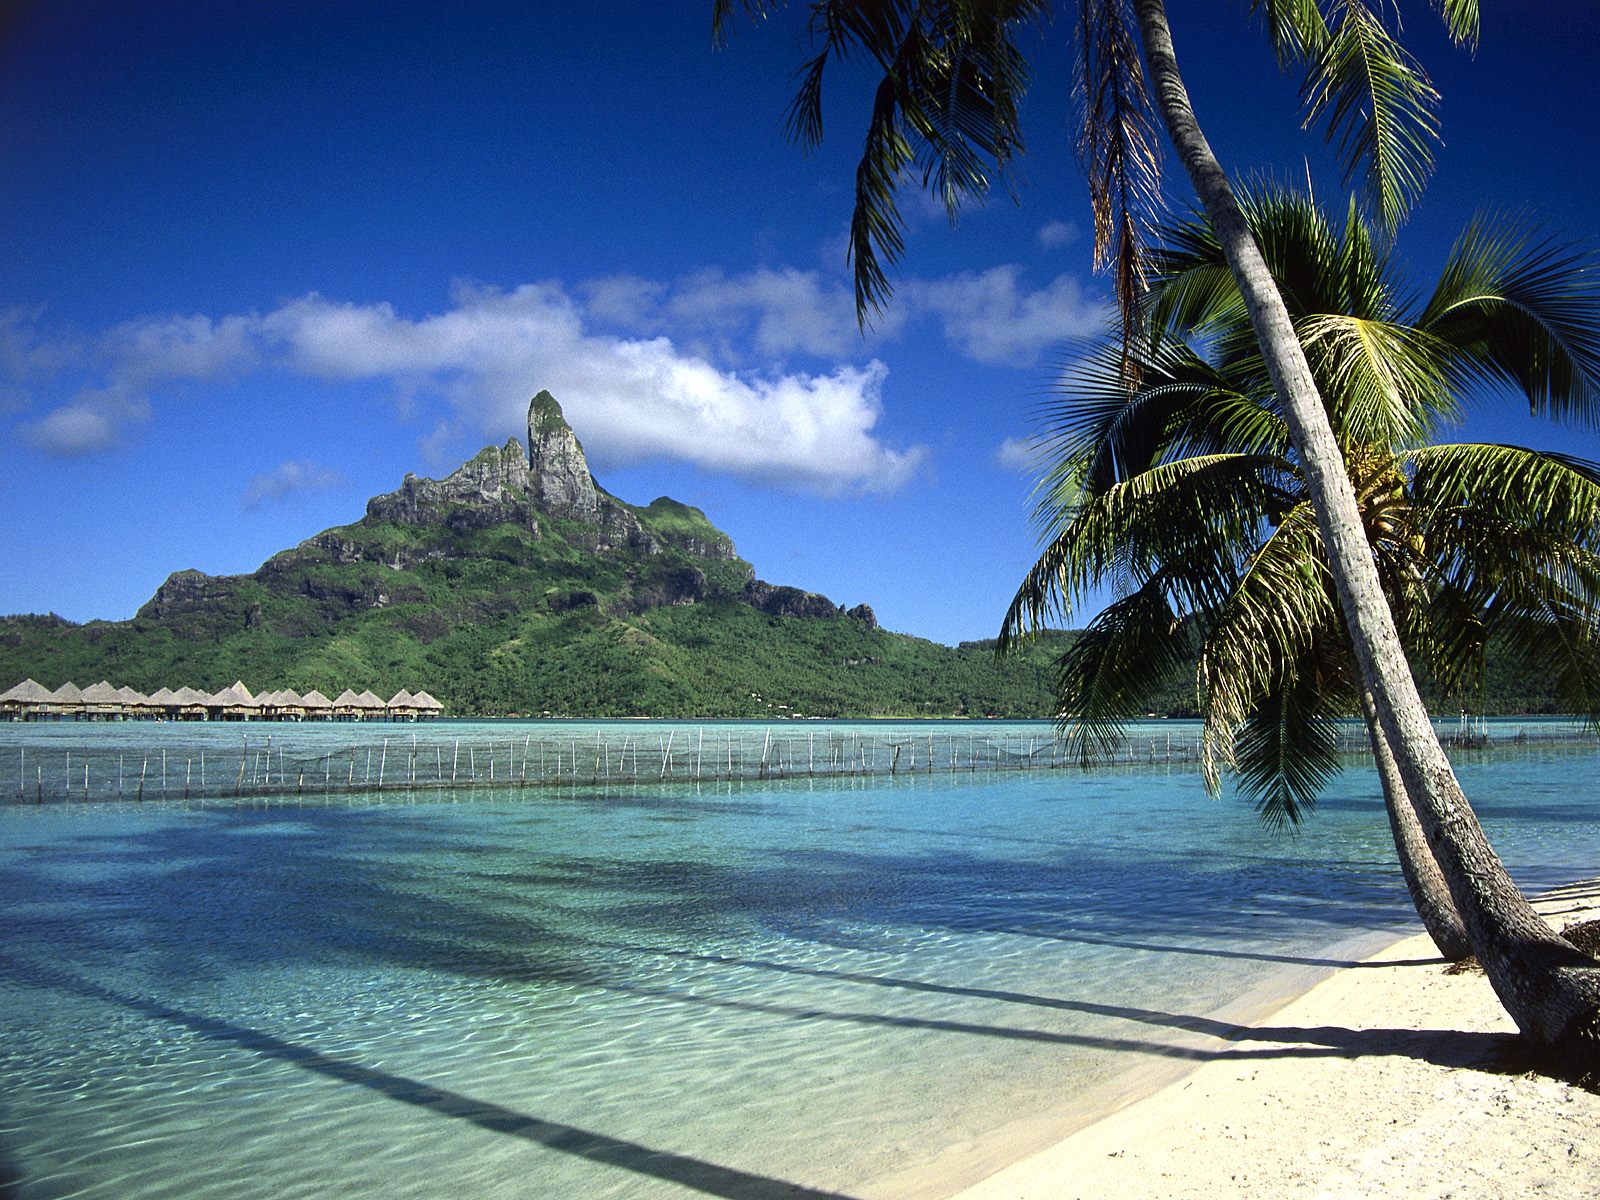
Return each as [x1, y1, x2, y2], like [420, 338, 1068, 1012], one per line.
[716, 0, 1600, 1057]
[1000, 188, 1600, 961]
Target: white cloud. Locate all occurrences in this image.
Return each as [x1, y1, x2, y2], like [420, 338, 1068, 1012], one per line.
[4, 252, 1099, 485]
[20, 387, 151, 457]
[995, 436, 1043, 473]
[257, 284, 925, 494]
[1038, 220, 1078, 249]
[583, 266, 888, 361]
[4, 283, 925, 495]
[243, 459, 347, 508]
[104, 312, 259, 384]
[908, 266, 1107, 367]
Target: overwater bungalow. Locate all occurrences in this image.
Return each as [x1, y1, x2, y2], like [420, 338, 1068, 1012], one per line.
[1, 677, 445, 721]
[209, 681, 261, 721]
[0, 679, 54, 720]
[80, 680, 123, 719]
[116, 685, 154, 718]
[49, 681, 86, 718]
[262, 688, 307, 721]
[174, 686, 211, 720]
[146, 687, 181, 720]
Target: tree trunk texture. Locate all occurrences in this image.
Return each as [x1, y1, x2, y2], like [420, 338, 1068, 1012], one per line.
[1359, 685, 1471, 961]
[1132, 0, 1600, 1059]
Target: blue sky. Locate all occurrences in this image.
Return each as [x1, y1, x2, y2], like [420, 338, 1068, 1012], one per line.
[1, 2, 1596, 645]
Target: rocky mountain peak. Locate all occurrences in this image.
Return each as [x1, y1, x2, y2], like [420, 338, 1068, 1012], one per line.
[527, 390, 602, 523]
[365, 439, 536, 531]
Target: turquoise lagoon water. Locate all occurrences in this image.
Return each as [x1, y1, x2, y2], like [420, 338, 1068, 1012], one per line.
[1, 721, 1597, 1199]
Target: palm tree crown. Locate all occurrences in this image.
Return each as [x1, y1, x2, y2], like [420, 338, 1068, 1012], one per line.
[1001, 188, 1600, 826]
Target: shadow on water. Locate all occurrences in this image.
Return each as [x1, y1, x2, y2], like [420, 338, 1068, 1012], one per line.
[585, 940, 1449, 1028]
[969, 925, 1440, 970]
[16, 960, 856, 1200]
[0, 803, 1425, 991]
[0, 1133, 23, 1200]
[572, 968, 1518, 1072]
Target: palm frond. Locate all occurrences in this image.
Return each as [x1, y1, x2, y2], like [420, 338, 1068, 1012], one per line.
[725, 1, 1042, 324]
[1247, 0, 1331, 64]
[1420, 217, 1600, 424]
[1050, 578, 1193, 765]
[1075, 0, 1163, 368]
[1006, 452, 1283, 644]
[1296, 313, 1453, 447]
[1408, 442, 1600, 533]
[1197, 503, 1336, 785]
[1299, 0, 1440, 231]
[1430, 0, 1480, 50]
[1232, 664, 1351, 829]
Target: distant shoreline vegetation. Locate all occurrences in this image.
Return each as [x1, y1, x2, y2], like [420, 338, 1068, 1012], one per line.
[0, 394, 1576, 722]
[0, 626, 1573, 722]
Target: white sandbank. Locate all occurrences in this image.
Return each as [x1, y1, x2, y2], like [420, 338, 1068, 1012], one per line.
[898, 880, 1600, 1200]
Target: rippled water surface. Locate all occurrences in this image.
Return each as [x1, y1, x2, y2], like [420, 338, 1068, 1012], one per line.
[2, 730, 1597, 1199]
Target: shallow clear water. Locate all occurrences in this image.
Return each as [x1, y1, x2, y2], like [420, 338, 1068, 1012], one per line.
[1, 731, 1597, 1199]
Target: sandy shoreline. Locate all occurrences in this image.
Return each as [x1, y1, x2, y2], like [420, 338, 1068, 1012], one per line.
[912, 879, 1600, 1200]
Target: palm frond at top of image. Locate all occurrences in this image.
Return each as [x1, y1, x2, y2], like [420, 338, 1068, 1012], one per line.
[719, 1, 1046, 324]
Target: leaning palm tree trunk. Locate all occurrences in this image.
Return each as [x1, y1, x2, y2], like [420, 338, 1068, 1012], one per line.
[1358, 685, 1471, 961]
[1132, 0, 1600, 1055]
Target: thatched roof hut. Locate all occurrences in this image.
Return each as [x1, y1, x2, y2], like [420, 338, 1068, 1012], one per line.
[2, 679, 55, 704]
[49, 681, 86, 714]
[332, 688, 363, 717]
[209, 681, 260, 718]
[173, 686, 210, 715]
[301, 689, 333, 718]
[411, 690, 444, 715]
[355, 690, 385, 713]
[266, 688, 306, 719]
[80, 680, 122, 715]
[116, 685, 152, 710]
[1, 678, 54, 716]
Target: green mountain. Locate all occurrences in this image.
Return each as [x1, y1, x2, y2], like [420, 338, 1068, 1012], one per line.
[0, 392, 1065, 718]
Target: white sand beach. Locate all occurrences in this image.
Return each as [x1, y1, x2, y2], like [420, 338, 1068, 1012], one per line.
[933, 879, 1600, 1200]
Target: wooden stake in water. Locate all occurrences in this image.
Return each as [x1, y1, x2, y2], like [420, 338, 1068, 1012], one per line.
[378, 738, 388, 788]
[660, 731, 674, 779]
[237, 737, 248, 795]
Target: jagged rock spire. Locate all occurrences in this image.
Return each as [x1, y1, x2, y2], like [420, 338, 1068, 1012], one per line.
[527, 390, 601, 522]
